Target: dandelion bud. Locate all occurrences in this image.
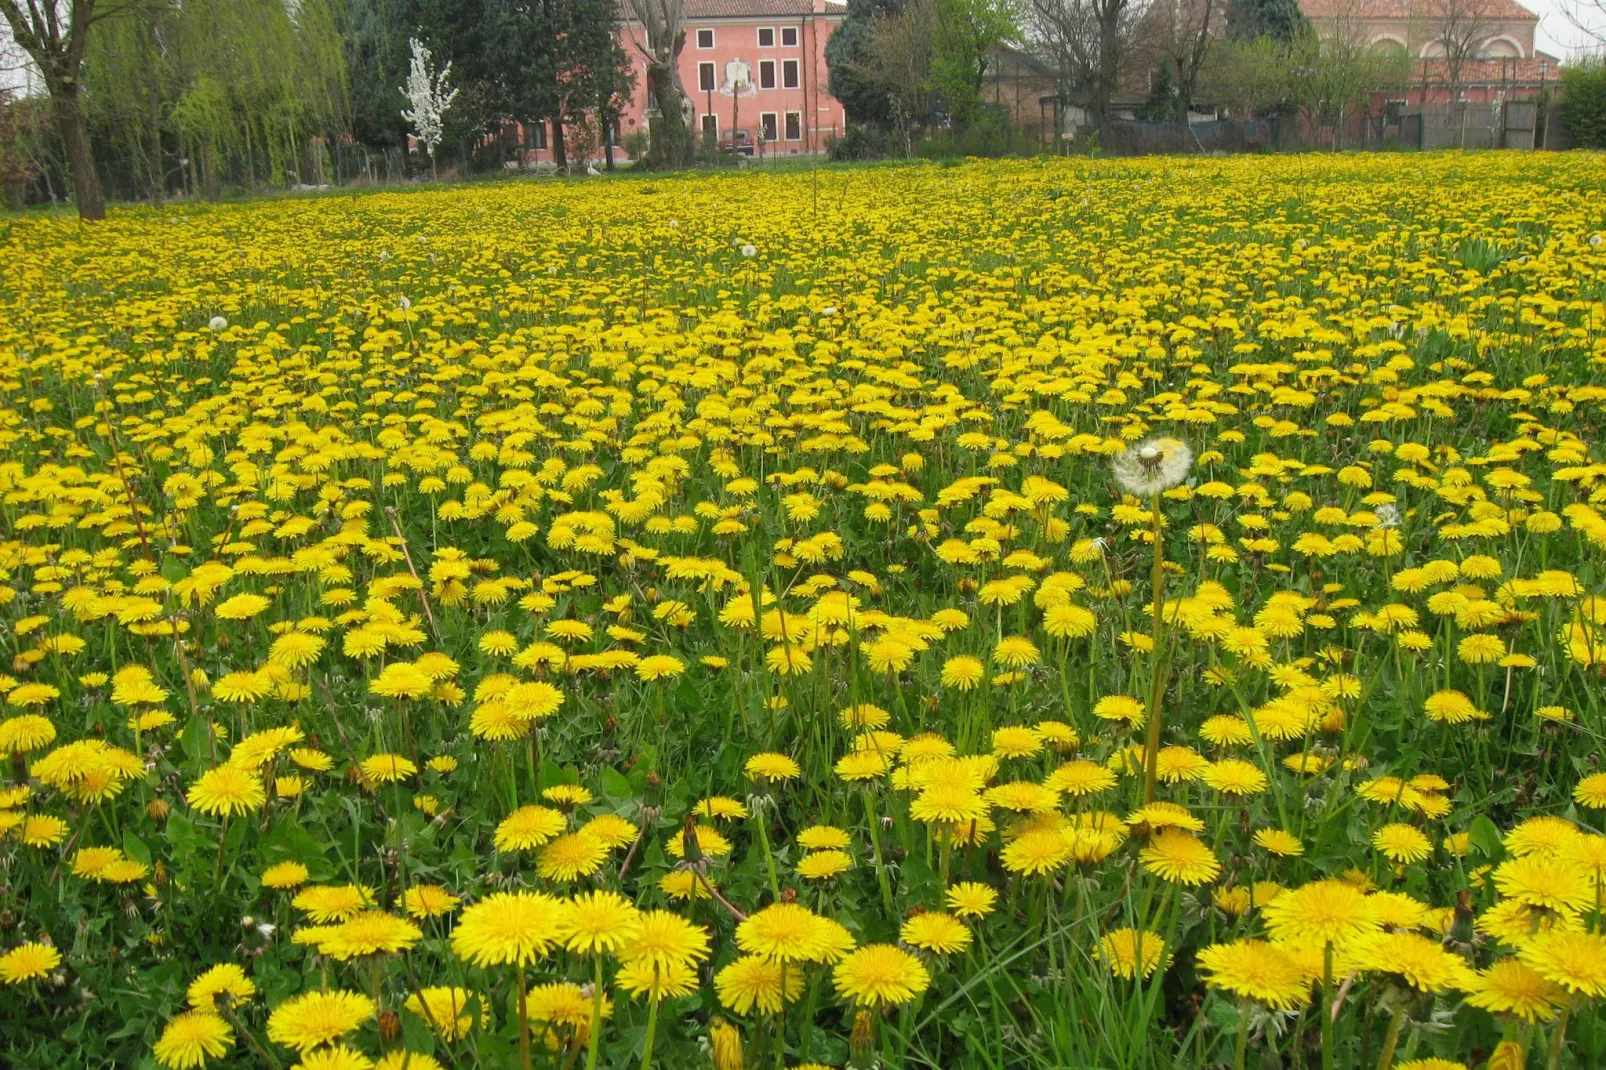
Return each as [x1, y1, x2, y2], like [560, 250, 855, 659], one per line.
[378, 1009, 403, 1043]
[241, 916, 256, 930]
[710, 1018, 744, 1070]
[146, 798, 170, 822]
[849, 1008, 878, 1069]
[1488, 1041, 1526, 1070]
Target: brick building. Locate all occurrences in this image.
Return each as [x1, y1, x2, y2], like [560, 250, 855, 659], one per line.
[1299, 0, 1561, 105]
[510, 0, 849, 166]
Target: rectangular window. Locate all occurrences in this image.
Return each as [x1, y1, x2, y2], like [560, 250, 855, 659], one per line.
[525, 121, 547, 150]
[696, 28, 714, 48]
[759, 60, 776, 89]
[699, 62, 716, 92]
[782, 59, 799, 88]
[784, 111, 802, 141]
[701, 114, 719, 140]
[781, 26, 798, 46]
[758, 27, 775, 46]
[759, 112, 778, 141]
[608, 119, 620, 146]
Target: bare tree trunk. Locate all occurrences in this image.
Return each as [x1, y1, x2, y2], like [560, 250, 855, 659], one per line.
[201, 134, 221, 201]
[553, 118, 568, 170]
[52, 87, 105, 220]
[647, 61, 693, 168]
[145, 60, 164, 203]
[1096, 7, 1123, 131]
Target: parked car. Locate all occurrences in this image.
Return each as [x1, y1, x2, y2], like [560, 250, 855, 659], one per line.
[719, 129, 755, 157]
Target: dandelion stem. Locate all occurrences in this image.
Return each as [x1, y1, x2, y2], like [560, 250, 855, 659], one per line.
[1233, 1001, 1250, 1070]
[639, 990, 661, 1070]
[516, 965, 532, 1070]
[1375, 1003, 1405, 1070]
[586, 953, 605, 1070]
[1143, 496, 1167, 804]
[219, 1001, 284, 1070]
[863, 787, 893, 914]
[1320, 942, 1336, 1070]
[1547, 1003, 1571, 1070]
[753, 799, 782, 902]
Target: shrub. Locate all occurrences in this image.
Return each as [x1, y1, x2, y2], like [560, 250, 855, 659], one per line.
[1559, 56, 1606, 149]
[828, 123, 893, 161]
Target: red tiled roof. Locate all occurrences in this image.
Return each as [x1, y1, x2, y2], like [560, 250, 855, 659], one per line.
[1299, 0, 1537, 21]
[683, 0, 843, 16]
[1410, 55, 1558, 82]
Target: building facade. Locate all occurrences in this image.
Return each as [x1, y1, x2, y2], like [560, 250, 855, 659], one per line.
[1299, 0, 1560, 105]
[512, 0, 849, 167]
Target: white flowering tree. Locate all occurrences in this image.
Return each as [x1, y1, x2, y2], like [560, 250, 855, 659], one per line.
[399, 37, 459, 180]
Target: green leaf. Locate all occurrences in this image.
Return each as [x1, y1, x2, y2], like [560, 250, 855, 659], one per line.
[179, 717, 213, 767]
[122, 831, 153, 867]
[263, 818, 332, 877]
[538, 757, 574, 790]
[1469, 815, 1504, 860]
[224, 812, 251, 851]
[164, 811, 211, 883]
[599, 766, 633, 800]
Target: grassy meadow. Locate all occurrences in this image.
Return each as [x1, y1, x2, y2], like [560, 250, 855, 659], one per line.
[2, 153, 1606, 1070]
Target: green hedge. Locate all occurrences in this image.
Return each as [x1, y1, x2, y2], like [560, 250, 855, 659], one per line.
[1560, 56, 1606, 149]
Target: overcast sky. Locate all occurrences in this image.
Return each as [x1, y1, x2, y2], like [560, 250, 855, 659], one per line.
[1528, 0, 1606, 58]
[2, 1, 1605, 96]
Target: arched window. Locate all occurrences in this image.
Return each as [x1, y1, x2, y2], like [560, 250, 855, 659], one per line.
[1479, 35, 1524, 58]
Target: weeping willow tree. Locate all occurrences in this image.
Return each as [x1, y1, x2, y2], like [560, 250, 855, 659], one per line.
[83, 0, 348, 200]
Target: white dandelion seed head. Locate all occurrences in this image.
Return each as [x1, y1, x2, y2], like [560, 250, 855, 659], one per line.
[398, 296, 412, 310]
[741, 244, 757, 258]
[1591, 234, 1603, 248]
[1375, 503, 1401, 529]
[821, 306, 838, 316]
[208, 316, 228, 331]
[1112, 437, 1194, 498]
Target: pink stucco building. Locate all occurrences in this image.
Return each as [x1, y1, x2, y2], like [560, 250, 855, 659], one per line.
[511, 0, 849, 166]
[1300, 0, 1560, 106]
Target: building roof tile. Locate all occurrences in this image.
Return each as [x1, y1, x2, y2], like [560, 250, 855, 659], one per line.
[682, 0, 843, 17]
[1299, 0, 1537, 22]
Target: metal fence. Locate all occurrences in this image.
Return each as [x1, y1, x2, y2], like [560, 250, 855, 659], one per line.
[1399, 101, 1537, 151]
[1097, 118, 1289, 155]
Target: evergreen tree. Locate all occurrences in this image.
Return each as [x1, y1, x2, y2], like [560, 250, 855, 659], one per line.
[1226, 0, 1308, 42]
[826, 0, 904, 126]
[344, 0, 417, 157]
[1137, 60, 1179, 121]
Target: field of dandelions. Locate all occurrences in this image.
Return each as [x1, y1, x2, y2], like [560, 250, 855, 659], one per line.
[2, 153, 1606, 1070]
